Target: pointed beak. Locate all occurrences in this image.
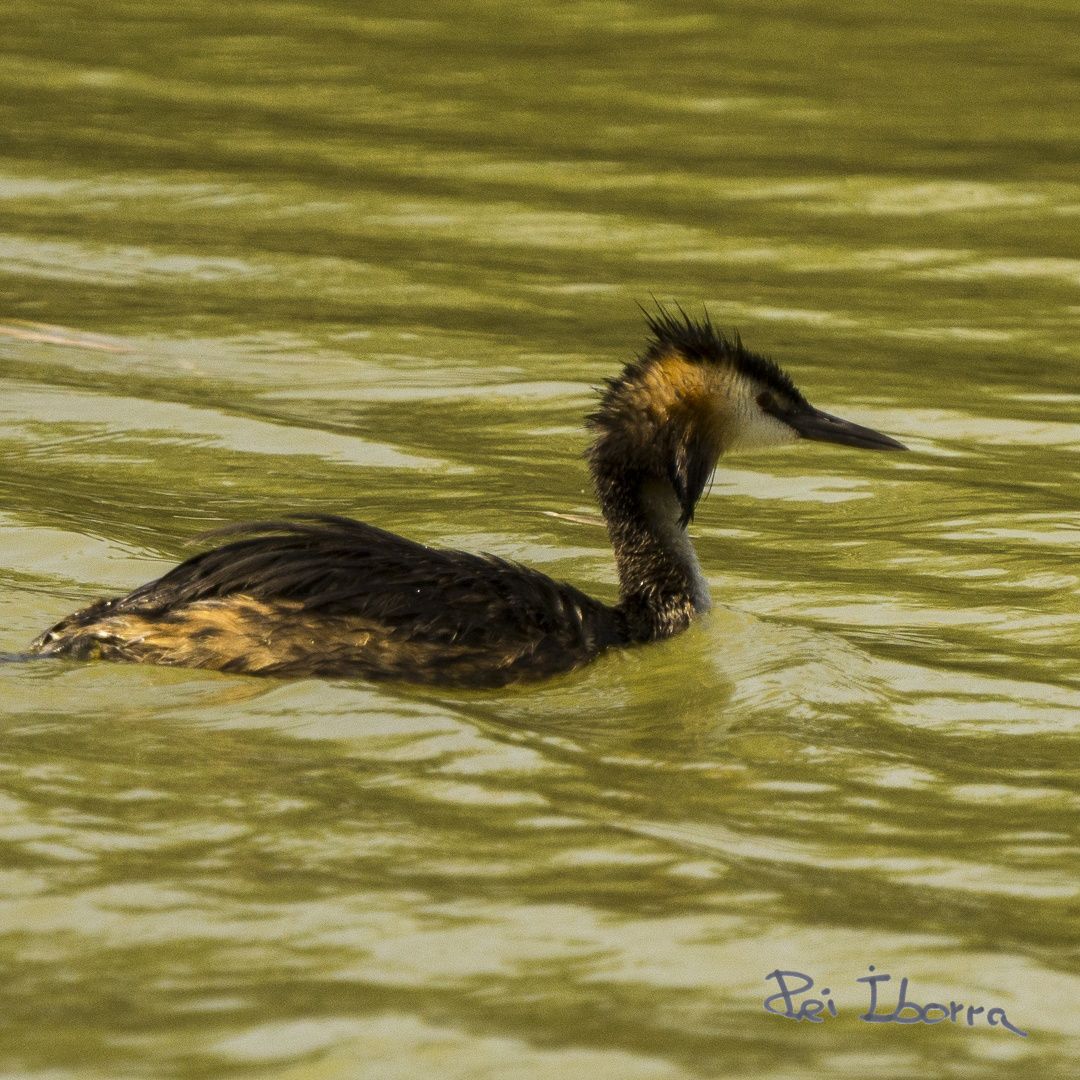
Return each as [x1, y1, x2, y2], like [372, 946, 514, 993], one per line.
[786, 404, 907, 451]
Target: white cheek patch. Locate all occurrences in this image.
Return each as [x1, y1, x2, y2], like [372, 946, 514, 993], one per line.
[725, 384, 799, 452]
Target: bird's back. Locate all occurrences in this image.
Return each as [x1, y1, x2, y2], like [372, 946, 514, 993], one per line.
[31, 515, 628, 686]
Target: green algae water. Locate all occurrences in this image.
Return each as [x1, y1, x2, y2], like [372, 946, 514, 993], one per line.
[1, 1, 1078, 1077]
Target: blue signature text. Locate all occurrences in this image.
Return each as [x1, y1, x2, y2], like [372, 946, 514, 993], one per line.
[763, 967, 1027, 1037]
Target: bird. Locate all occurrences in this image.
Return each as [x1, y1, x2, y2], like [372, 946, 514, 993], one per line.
[28, 308, 906, 687]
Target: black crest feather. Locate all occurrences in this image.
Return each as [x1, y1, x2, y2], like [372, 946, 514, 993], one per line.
[640, 303, 806, 405]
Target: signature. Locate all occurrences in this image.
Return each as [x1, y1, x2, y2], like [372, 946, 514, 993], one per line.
[763, 967, 1027, 1037]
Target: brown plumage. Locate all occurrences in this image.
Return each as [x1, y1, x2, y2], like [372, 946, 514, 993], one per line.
[28, 308, 906, 686]
[33, 516, 623, 685]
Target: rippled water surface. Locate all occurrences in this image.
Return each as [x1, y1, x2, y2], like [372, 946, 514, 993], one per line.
[1, 1, 1078, 1077]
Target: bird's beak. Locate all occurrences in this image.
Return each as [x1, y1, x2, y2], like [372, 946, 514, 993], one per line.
[786, 404, 907, 451]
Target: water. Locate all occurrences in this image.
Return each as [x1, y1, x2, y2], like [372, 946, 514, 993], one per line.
[1, 1, 1078, 1076]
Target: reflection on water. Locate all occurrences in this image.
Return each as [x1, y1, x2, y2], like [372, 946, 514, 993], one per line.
[1, 0, 1078, 1077]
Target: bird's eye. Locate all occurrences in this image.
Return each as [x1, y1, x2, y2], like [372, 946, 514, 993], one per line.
[756, 391, 788, 421]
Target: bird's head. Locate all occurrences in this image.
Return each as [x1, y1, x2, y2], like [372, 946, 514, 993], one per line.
[587, 307, 906, 525]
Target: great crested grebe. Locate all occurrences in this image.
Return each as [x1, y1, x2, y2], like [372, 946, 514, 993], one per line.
[29, 309, 906, 686]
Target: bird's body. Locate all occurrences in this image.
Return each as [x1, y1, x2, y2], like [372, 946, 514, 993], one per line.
[33, 515, 628, 686]
[29, 310, 906, 685]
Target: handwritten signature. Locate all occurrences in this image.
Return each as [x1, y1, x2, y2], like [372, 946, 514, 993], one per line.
[763, 967, 1027, 1037]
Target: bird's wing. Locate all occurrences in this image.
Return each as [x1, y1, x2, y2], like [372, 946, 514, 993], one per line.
[113, 514, 613, 649]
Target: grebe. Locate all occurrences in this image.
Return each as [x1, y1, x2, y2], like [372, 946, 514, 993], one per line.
[29, 309, 906, 686]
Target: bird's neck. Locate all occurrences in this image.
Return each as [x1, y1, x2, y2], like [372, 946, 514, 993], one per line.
[593, 465, 711, 643]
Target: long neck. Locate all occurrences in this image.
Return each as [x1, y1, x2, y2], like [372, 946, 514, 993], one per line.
[592, 463, 711, 643]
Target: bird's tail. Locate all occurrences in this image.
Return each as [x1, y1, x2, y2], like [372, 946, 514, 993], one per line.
[0, 650, 57, 664]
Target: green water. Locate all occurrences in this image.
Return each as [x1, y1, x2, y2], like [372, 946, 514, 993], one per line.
[1, 1, 1078, 1077]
